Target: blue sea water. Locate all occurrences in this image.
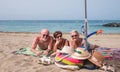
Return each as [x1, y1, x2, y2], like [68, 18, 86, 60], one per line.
[0, 20, 120, 34]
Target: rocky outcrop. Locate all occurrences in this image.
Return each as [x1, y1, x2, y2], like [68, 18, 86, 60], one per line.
[103, 22, 120, 27]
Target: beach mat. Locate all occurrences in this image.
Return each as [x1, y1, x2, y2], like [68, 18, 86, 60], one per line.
[12, 47, 53, 57]
[95, 47, 120, 72]
[12, 47, 36, 56]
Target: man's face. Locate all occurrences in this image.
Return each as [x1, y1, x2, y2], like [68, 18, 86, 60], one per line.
[41, 31, 49, 41]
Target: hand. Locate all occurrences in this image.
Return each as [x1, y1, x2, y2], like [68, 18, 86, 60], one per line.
[43, 50, 49, 56]
[72, 39, 77, 43]
[55, 39, 62, 45]
[55, 40, 60, 45]
[35, 51, 41, 56]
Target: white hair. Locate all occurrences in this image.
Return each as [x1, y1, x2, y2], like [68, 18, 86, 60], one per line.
[70, 30, 79, 35]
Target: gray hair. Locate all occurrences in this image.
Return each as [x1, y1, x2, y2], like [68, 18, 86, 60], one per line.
[70, 30, 79, 35]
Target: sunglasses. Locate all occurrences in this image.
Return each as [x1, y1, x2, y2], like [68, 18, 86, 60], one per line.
[56, 35, 62, 38]
[43, 34, 49, 37]
[71, 35, 78, 37]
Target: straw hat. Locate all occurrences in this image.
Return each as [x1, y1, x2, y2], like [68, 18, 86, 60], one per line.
[71, 47, 91, 60]
[88, 51, 104, 67]
[60, 46, 74, 54]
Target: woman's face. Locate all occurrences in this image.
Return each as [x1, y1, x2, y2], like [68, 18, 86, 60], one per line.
[55, 34, 62, 40]
[71, 32, 79, 40]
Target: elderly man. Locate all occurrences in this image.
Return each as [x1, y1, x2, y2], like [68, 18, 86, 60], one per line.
[31, 29, 53, 56]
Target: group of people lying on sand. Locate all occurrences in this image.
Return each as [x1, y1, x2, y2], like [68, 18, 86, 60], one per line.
[31, 28, 98, 57]
[29, 29, 115, 71]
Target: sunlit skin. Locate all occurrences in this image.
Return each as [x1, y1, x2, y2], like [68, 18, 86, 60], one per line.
[31, 29, 53, 56]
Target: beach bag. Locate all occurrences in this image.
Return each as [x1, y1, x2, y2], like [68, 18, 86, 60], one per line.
[88, 51, 104, 67]
[83, 60, 99, 70]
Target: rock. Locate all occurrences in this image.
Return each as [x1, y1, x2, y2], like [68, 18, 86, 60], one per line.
[103, 22, 120, 27]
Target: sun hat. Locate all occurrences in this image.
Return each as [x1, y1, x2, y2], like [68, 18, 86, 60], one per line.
[71, 47, 91, 60]
[60, 46, 74, 54]
[88, 51, 104, 67]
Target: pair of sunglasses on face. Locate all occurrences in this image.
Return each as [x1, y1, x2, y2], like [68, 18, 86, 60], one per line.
[71, 35, 78, 38]
[42, 34, 49, 37]
[56, 35, 62, 38]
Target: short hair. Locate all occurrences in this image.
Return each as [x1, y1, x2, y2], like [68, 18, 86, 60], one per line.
[41, 29, 49, 34]
[53, 31, 62, 38]
[70, 30, 79, 35]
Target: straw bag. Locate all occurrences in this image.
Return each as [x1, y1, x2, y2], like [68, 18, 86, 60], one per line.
[88, 51, 104, 67]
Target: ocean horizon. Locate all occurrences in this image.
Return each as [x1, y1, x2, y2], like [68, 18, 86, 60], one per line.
[0, 20, 120, 34]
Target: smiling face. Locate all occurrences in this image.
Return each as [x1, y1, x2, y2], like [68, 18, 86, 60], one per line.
[40, 29, 50, 41]
[55, 34, 62, 41]
[71, 30, 79, 40]
[53, 31, 62, 40]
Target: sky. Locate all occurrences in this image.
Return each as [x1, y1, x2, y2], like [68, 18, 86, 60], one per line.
[0, 0, 120, 20]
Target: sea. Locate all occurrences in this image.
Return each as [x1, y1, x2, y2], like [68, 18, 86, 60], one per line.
[0, 20, 120, 34]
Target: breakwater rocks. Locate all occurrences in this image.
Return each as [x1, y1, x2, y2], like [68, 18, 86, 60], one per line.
[103, 22, 120, 27]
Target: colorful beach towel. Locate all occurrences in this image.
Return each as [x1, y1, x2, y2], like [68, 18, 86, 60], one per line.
[95, 47, 120, 60]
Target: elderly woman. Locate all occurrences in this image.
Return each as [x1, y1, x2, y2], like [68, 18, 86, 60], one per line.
[69, 30, 99, 50]
[70, 30, 83, 49]
[51, 31, 69, 56]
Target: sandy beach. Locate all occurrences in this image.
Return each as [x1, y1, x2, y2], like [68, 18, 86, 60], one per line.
[0, 32, 120, 72]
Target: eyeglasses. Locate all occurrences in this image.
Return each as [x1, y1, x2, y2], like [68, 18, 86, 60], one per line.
[43, 34, 49, 37]
[71, 35, 78, 37]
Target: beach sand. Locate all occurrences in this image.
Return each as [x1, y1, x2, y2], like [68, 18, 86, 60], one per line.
[0, 32, 120, 72]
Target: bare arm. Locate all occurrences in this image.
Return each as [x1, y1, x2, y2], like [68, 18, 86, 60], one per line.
[70, 39, 77, 49]
[44, 36, 53, 55]
[53, 40, 59, 52]
[31, 37, 40, 56]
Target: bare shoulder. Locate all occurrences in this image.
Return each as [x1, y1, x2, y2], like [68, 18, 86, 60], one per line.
[49, 35, 53, 38]
[34, 35, 41, 41]
[49, 36, 53, 40]
[79, 37, 83, 39]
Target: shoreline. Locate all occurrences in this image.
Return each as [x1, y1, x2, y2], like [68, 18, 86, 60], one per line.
[0, 31, 120, 35]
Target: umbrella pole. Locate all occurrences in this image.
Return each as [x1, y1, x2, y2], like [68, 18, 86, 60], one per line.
[84, 0, 88, 49]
